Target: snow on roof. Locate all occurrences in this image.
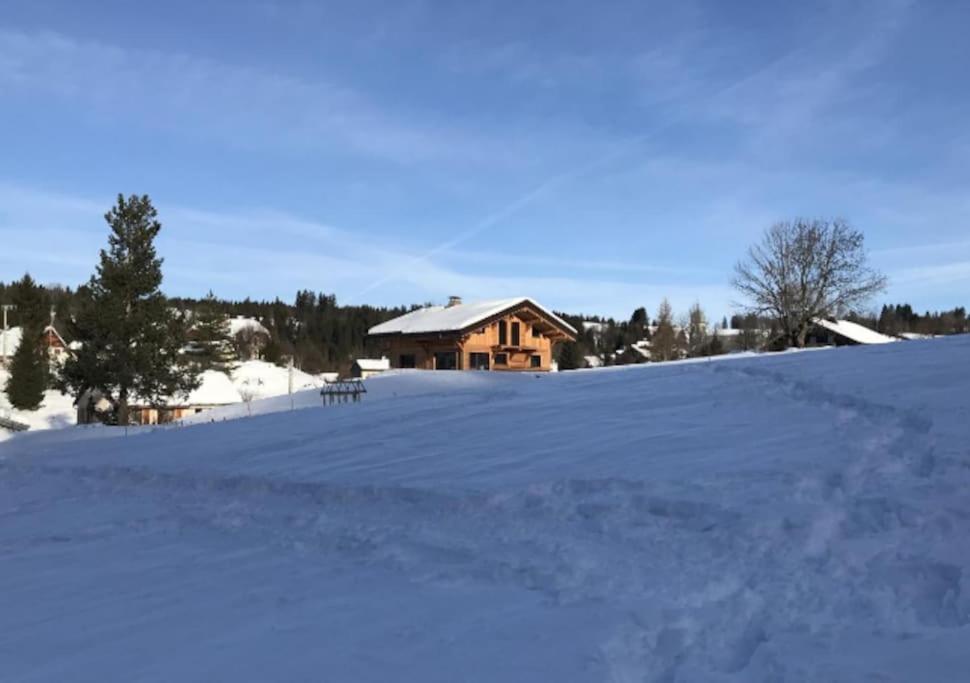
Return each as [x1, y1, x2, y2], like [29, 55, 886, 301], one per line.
[814, 318, 897, 345]
[583, 355, 603, 368]
[185, 370, 244, 406]
[368, 298, 576, 336]
[0, 326, 23, 357]
[714, 328, 742, 337]
[228, 316, 270, 337]
[354, 358, 390, 371]
[232, 360, 321, 401]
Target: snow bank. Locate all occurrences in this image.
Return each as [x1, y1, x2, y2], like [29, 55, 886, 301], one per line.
[0, 368, 76, 442]
[2, 337, 969, 681]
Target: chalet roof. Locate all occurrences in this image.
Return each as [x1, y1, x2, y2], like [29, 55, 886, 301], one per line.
[353, 357, 390, 371]
[368, 297, 577, 337]
[813, 318, 897, 345]
[43, 324, 70, 350]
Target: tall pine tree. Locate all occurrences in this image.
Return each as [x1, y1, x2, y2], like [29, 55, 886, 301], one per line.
[4, 274, 49, 410]
[59, 194, 199, 425]
[187, 291, 237, 374]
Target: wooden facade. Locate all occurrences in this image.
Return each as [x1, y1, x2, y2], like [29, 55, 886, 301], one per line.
[370, 300, 575, 372]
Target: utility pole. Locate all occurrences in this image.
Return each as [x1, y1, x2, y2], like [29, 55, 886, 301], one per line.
[1, 304, 14, 364]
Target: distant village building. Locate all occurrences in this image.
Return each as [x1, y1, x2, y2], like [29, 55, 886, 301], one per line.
[807, 318, 897, 346]
[0, 319, 73, 366]
[77, 370, 243, 426]
[351, 358, 390, 379]
[368, 297, 576, 372]
[229, 316, 271, 361]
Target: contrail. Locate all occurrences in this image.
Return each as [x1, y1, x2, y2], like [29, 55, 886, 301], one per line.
[348, 51, 797, 303]
[347, 135, 653, 302]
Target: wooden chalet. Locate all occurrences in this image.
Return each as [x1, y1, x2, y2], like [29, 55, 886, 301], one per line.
[367, 297, 576, 372]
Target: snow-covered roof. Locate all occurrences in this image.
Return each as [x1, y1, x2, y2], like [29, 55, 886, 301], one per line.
[232, 360, 321, 400]
[228, 316, 270, 337]
[184, 371, 244, 406]
[354, 358, 390, 371]
[583, 355, 603, 368]
[813, 318, 897, 345]
[0, 326, 23, 357]
[368, 298, 576, 337]
[899, 332, 932, 340]
[714, 328, 742, 337]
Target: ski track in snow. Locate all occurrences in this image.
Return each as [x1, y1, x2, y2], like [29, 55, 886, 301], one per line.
[1, 338, 969, 681]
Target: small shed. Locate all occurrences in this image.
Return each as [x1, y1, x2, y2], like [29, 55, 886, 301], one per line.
[807, 319, 897, 346]
[351, 357, 390, 379]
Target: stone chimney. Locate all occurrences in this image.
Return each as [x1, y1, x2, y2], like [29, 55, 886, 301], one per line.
[446, 296, 463, 308]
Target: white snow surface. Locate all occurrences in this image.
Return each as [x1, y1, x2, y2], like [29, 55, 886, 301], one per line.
[231, 360, 321, 401]
[2, 338, 970, 681]
[0, 325, 23, 358]
[184, 369, 243, 406]
[814, 318, 897, 344]
[0, 368, 76, 441]
[368, 297, 577, 336]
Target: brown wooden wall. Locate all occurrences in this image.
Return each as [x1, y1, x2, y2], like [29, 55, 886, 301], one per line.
[376, 311, 559, 372]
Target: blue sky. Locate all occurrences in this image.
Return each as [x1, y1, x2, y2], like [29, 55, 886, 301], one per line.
[1, 0, 968, 319]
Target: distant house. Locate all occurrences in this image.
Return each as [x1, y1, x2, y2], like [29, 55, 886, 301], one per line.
[42, 323, 72, 363]
[78, 370, 244, 426]
[807, 318, 897, 346]
[228, 316, 271, 361]
[368, 296, 577, 372]
[351, 358, 390, 379]
[0, 321, 72, 366]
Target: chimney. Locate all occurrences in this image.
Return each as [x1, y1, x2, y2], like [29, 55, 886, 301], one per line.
[446, 296, 463, 308]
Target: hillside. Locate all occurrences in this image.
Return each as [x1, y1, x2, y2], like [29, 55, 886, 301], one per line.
[1, 338, 969, 681]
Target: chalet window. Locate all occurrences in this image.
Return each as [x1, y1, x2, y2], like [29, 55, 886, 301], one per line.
[469, 352, 489, 370]
[530, 355, 541, 368]
[434, 351, 457, 370]
[399, 354, 416, 369]
[494, 353, 508, 366]
[511, 322, 520, 346]
[531, 326, 541, 338]
[498, 320, 507, 345]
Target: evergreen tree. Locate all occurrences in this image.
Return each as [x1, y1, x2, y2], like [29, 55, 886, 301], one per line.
[58, 194, 199, 425]
[188, 291, 237, 373]
[651, 298, 677, 361]
[556, 339, 586, 371]
[4, 274, 49, 410]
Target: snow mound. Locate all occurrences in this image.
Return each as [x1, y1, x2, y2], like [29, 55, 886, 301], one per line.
[2, 337, 969, 681]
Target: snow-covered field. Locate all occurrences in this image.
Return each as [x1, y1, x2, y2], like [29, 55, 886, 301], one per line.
[0, 368, 76, 436]
[1, 338, 969, 681]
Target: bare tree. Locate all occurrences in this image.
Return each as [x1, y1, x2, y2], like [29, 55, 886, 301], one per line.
[733, 219, 887, 348]
[651, 298, 678, 361]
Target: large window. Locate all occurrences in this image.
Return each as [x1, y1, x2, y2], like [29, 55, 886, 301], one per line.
[498, 320, 507, 345]
[494, 353, 508, 366]
[469, 352, 489, 370]
[511, 322, 520, 346]
[530, 355, 541, 368]
[399, 354, 416, 369]
[531, 325, 541, 338]
[434, 351, 457, 370]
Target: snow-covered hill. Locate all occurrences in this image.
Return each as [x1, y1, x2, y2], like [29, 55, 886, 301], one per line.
[1, 337, 969, 681]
